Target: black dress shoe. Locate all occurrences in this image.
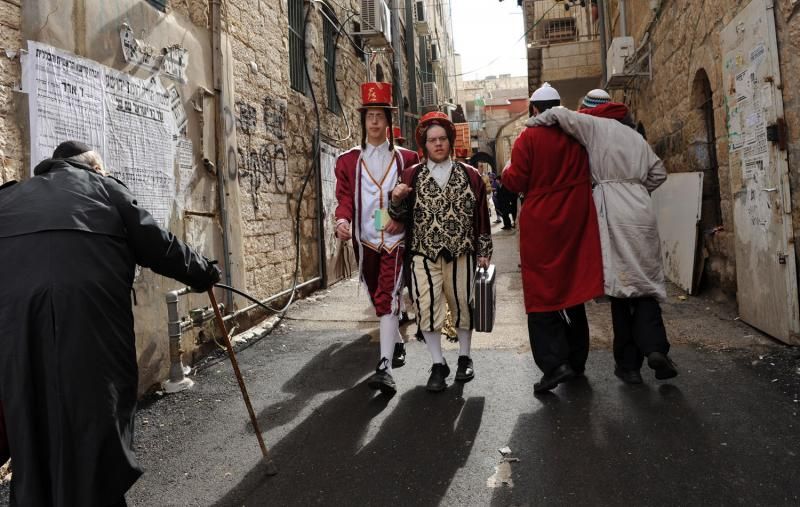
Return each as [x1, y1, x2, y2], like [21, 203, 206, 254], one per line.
[426, 362, 450, 392]
[534, 364, 575, 393]
[455, 355, 474, 382]
[647, 352, 678, 380]
[392, 342, 406, 368]
[367, 358, 397, 395]
[500, 226, 512, 230]
[614, 366, 643, 385]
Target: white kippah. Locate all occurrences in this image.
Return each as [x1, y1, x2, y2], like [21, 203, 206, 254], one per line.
[530, 82, 561, 102]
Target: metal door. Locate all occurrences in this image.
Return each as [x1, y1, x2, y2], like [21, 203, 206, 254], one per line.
[721, 0, 799, 341]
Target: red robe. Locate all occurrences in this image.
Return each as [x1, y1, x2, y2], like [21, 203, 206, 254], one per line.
[504, 124, 603, 312]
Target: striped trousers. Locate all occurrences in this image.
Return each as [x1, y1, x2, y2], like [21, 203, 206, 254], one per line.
[410, 253, 475, 332]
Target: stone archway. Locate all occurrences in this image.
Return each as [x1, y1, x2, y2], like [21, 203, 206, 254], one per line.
[468, 151, 496, 174]
[689, 68, 724, 291]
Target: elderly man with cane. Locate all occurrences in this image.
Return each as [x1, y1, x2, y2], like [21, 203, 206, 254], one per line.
[0, 141, 220, 507]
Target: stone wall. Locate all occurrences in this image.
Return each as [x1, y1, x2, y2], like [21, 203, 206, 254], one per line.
[225, 0, 399, 300]
[604, 0, 800, 296]
[0, 0, 23, 184]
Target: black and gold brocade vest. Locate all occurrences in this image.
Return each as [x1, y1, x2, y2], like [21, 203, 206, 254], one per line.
[410, 164, 477, 261]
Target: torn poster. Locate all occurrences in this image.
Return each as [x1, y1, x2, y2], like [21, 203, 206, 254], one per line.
[23, 41, 105, 168]
[161, 45, 188, 83]
[120, 23, 160, 71]
[176, 136, 194, 202]
[167, 84, 188, 133]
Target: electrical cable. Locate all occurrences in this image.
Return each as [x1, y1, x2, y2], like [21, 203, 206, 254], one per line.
[325, 10, 359, 143]
[444, 1, 560, 79]
[228, 2, 324, 317]
[196, 4, 354, 372]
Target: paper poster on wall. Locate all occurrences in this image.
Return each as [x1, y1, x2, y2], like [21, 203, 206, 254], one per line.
[167, 84, 188, 133]
[320, 142, 339, 262]
[105, 70, 177, 227]
[23, 41, 179, 227]
[176, 136, 194, 202]
[23, 41, 106, 168]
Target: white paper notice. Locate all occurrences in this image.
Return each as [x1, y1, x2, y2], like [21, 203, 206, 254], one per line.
[176, 136, 194, 201]
[24, 41, 105, 168]
[23, 42, 180, 227]
[105, 70, 177, 227]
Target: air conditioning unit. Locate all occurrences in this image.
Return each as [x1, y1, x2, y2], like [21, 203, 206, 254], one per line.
[606, 36, 634, 78]
[360, 0, 392, 47]
[422, 82, 439, 108]
[414, 1, 430, 36]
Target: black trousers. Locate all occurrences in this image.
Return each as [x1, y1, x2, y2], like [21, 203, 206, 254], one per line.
[500, 196, 517, 228]
[527, 304, 589, 376]
[609, 296, 670, 371]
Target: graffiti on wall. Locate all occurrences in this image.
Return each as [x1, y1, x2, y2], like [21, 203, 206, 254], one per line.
[234, 97, 289, 210]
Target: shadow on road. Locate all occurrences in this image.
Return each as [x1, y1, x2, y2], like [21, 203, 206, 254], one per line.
[216, 382, 485, 506]
[253, 333, 376, 432]
[491, 376, 800, 505]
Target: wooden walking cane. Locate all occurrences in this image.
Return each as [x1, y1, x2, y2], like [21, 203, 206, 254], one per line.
[208, 289, 278, 476]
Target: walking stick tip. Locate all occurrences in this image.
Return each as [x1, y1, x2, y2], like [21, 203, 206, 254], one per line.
[263, 458, 278, 476]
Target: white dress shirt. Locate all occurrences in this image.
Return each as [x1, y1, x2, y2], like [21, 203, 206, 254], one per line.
[427, 158, 453, 189]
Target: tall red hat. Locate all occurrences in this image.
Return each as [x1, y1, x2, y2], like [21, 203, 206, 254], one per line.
[387, 126, 405, 141]
[358, 82, 397, 111]
[415, 111, 455, 148]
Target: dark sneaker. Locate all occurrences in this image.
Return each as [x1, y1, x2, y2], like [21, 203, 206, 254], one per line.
[426, 362, 451, 392]
[392, 342, 406, 368]
[614, 366, 643, 385]
[533, 364, 575, 393]
[367, 358, 397, 395]
[647, 352, 678, 380]
[455, 355, 475, 382]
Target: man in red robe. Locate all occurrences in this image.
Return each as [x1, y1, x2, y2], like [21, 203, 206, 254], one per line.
[503, 83, 604, 393]
[334, 83, 419, 394]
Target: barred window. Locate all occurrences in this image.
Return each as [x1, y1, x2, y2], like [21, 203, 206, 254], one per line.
[323, 8, 341, 114]
[288, 0, 307, 94]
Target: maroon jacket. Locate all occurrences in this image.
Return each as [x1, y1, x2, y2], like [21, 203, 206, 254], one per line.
[334, 146, 420, 227]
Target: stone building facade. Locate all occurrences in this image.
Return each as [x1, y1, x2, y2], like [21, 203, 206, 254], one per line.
[598, 0, 800, 342]
[0, 0, 457, 392]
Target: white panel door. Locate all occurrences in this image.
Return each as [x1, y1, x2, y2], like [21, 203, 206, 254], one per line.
[720, 0, 799, 342]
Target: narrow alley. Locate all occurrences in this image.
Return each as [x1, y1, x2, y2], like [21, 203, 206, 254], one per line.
[96, 224, 800, 506]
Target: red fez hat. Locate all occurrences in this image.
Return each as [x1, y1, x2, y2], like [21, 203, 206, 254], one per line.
[415, 111, 455, 148]
[358, 82, 397, 111]
[387, 126, 405, 141]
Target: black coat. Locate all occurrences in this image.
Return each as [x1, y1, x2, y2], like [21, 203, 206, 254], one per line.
[0, 160, 215, 506]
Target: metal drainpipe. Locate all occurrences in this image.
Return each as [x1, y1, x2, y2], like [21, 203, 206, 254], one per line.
[211, 0, 234, 312]
[619, 0, 627, 37]
[163, 287, 194, 393]
[598, 0, 609, 87]
[313, 131, 327, 288]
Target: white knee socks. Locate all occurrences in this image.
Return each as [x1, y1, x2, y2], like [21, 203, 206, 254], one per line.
[422, 331, 444, 364]
[457, 328, 472, 357]
[379, 314, 399, 374]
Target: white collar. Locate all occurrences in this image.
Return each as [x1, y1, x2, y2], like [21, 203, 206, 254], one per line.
[364, 140, 390, 157]
[426, 158, 453, 171]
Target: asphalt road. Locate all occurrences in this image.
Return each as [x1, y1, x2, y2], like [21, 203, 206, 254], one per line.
[2, 224, 798, 506]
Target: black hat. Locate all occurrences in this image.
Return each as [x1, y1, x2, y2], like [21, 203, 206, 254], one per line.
[52, 141, 92, 159]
